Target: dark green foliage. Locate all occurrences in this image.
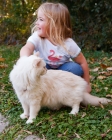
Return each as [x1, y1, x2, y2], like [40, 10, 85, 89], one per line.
[0, 0, 112, 51]
[49, 0, 112, 51]
[0, 0, 41, 45]
[71, 0, 112, 51]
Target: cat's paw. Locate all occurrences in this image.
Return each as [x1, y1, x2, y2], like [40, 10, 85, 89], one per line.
[69, 109, 79, 115]
[20, 113, 28, 119]
[69, 112, 78, 115]
[26, 119, 33, 124]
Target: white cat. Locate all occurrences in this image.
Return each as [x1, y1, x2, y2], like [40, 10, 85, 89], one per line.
[9, 54, 111, 124]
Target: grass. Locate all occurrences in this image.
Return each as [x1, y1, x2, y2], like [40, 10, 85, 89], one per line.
[0, 45, 112, 140]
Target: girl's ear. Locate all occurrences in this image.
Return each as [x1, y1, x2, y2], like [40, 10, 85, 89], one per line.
[34, 51, 40, 57]
[33, 59, 41, 67]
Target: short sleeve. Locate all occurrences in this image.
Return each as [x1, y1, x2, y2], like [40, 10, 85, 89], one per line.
[27, 31, 40, 50]
[65, 38, 81, 58]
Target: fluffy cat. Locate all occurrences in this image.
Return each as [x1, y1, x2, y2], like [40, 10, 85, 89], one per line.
[9, 54, 111, 124]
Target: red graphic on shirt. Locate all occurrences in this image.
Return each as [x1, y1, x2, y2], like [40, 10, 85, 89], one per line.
[48, 50, 62, 62]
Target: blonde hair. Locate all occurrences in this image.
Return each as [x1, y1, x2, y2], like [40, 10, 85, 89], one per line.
[32, 2, 72, 49]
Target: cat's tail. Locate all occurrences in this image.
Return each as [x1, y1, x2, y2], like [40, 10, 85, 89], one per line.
[82, 93, 112, 106]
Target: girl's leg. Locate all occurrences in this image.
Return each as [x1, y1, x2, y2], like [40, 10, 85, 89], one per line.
[46, 62, 83, 76]
[58, 62, 84, 76]
[46, 64, 52, 69]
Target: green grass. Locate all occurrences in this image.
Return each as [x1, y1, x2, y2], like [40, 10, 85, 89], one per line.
[0, 45, 112, 140]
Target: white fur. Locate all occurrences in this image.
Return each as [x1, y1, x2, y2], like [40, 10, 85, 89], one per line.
[9, 55, 111, 124]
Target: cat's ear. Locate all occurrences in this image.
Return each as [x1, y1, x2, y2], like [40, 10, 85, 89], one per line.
[33, 59, 41, 67]
[34, 51, 40, 57]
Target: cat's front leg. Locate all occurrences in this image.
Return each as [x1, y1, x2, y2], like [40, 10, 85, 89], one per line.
[20, 101, 29, 119]
[69, 103, 80, 115]
[26, 104, 41, 124]
[20, 113, 29, 119]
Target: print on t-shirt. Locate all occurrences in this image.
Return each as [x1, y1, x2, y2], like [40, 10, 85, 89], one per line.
[48, 50, 62, 62]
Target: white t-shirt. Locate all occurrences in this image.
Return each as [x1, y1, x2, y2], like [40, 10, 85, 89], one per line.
[27, 31, 81, 68]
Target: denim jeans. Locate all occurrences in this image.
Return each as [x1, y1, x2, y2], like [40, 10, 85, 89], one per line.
[46, 61, 84, 76]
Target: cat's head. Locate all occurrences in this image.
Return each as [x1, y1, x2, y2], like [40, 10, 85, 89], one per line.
[10, 54, 47, 87]
[31, 55, 47, 76]
[26, 54, 47, 77]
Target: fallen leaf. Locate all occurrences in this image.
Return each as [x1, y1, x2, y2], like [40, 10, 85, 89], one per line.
[107, 129, 111, 133]
[98, 71, 106, 74]
[99, 102, 104, 109]
[58, 134, 62, 137]
[98, 71, 112, 76]
[101, 129, 111, 138]
[104, 87, 108, 91]
[96, 88, 101, 92]
[91, 67, 100, 72]
[102, 57, 108, 60]
[97, 75, 106, 80]
[36, 121, 42, 126]
[90, 58, 95, 62]
[107, 67, 112, 71]
[101, 133, 107, 137]
[108, 110, 112, 115]
[75, 133, 80, 138]
[63, 129, 68, 135]
[23, 130, 32, 135]
[106, 94, 112, 98]
[81, 112, 86, 118]
[90, 75, 97, 81]
[42, 134, 46, 140]
[0, 64, 8, 68]
[105, 71, 112, 76]
[100, 63, 108, 69]
[0, 58, 5, 62]
[109, 57, 112, 61]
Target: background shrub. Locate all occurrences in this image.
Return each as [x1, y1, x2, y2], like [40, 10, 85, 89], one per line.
[0, 0, 112, 51]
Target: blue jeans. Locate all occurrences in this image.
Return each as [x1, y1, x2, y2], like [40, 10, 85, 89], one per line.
[46, 62, 84, 76]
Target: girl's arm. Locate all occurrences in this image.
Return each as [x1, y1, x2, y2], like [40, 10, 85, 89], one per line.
[20, 42, 35, 57]
[73, 52, 91, 93]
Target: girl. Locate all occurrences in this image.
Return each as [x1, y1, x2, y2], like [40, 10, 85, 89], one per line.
[20, 2, 91, 93]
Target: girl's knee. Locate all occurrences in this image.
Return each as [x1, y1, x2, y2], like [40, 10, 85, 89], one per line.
[59, 62, 83, 76]
[70, 63, 84, 76]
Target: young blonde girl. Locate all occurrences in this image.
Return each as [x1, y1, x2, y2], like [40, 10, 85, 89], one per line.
[20, 2, 91, 93]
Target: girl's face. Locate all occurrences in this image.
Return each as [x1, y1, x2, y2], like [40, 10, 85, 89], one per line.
[36, 9, 48, 38]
